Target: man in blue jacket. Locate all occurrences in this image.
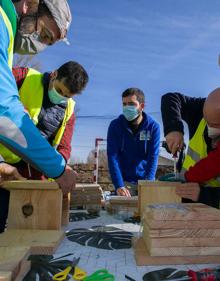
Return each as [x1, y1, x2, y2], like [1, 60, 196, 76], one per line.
[107, 88, 160, 197]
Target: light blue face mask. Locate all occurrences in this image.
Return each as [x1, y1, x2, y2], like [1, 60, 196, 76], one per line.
[48, 87, 69, 105]
[123, 105, 139, 121]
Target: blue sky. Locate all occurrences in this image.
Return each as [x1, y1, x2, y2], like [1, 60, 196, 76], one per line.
[36, 0, 220, 162]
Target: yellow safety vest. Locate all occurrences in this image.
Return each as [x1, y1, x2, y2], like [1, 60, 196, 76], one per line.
[182, 118, 220, 187]
[0, 68, 75, 163]
[0, 6, 14, 68]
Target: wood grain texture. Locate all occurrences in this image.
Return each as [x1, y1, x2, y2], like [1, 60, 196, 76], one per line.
[144, 218, 220, 229]
[62, 193, 70, 226]
[143, 224, 220, 247]
[7, 189, 62, 230]
[0, 272, 11, 281]
[0, 246, 29, 281]
[144, 224, 220, 238]
[109, 196, 138, 207]
[138, 181, 181, 217]
[133, 237, 220, 265]
[13, 261, 31, 281]
[148, 245, 220, 256]
[144, 203, 220, 221]
[71, 184, 103, 207]
[0, 230, 64, 255]
[2, 180, 59, 190]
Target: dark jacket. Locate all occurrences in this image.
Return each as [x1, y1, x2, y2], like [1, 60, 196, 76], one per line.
[107, 112, 160, 190]
[161, 92, 213, 152]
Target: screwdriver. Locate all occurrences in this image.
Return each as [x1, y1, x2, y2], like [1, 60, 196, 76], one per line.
[188, 268, 220, 281]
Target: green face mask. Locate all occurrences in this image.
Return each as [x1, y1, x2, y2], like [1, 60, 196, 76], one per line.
[48, 87, 69, 104]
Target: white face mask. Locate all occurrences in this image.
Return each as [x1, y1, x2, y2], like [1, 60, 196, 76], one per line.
[14, 30, 47, 55]
[207, 125, 220, 139]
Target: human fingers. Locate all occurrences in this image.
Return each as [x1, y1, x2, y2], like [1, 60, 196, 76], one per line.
[124, 188, 131, 197]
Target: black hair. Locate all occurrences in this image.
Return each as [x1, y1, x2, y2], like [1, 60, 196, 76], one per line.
[57, 61, 89, 94]
[122, 88, 145, 104]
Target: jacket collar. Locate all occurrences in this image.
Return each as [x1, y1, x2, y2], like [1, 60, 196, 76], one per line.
[0, 0, 17, 37]
[119, 111, 148, 132]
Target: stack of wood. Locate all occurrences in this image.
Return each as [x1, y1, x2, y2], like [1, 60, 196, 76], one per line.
[70, 184, 103, 212]
[135, 203, 220, 265]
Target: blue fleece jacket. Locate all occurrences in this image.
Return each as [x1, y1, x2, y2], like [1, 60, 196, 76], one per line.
[107, 112, 160, 190]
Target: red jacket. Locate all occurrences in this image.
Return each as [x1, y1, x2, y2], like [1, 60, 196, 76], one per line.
[12, 67, 75, 179]
[185, 141, 220, 183]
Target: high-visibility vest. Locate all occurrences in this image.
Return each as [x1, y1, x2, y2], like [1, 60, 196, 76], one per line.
[0, 68, 75, 163]
[0, 6, 14, 68]
[182, 118, 220, 187]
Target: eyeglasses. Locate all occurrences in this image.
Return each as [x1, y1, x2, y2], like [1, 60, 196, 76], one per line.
[19, 14, 56, 45]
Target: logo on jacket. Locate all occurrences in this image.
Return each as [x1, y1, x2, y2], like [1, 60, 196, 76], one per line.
[140, 130, 151, 141]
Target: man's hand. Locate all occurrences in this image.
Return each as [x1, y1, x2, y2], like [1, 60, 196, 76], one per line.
[176, 182, 200, 201]
[55, 165, 77, 195]
[116, 187, 131, 197]
[0, 163, 25, 185]
[165, 131, 184, 155]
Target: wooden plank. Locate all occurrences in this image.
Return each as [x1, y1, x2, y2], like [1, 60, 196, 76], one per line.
[0, 230, 64, 255]
[62, 193, 70, 226]
[138, 181, 181, 217]
[143, 225, 220, 248]
[0, 272, 11, 281]
[7, 189, 62, 230]
[148, 245, 220, 256]
[144, 218, 220, 229]
[14, 261, 31, 281]
[145, 236, 220, 248]
[143, 224, 220, 238]
[133, 237, 220, 265]
[0, 246, 30, 281]
[144, 203, 220, 221]
[109, 196, 138, 207]
[2, 180, 59, 190]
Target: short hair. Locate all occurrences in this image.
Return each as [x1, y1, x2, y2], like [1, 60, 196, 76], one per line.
[122, 88, 145, 104]
[56, 61, 89, 94]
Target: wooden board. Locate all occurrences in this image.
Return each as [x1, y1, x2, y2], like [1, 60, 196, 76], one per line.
[109, 196, 138, 207]
[0, 230, 64, 255]
[0, 247, 30, 281]
[14, 261, 31, 281]
[144, 235, 220, 248]
[62, 193, 70, 226]
[144, 203, 220, 221]
[7, 189, 62, 230]
[145, 226, 220, 238]
[143, 223, 220, 248]
[0, 272, 11, 281]
[2, 180, 59, 190]
[133, 237, 220, 265]
[146, 245, 220, 256]
[138, 181, 181, 217]
[144, 218, 220, 229]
